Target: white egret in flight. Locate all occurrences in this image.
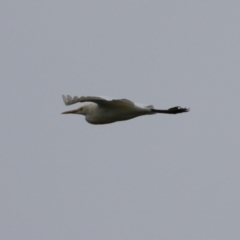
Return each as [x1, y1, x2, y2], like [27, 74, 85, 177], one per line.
[62, 95, 189, 125]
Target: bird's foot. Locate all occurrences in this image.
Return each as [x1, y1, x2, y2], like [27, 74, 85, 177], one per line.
[168, 106, 190, 114]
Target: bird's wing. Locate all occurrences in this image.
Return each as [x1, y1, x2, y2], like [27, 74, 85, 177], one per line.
[62, 95, 138, 107]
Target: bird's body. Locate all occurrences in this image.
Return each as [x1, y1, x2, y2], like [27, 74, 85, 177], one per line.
[62, 95, 189, 124]
[84, 102, 153, 124]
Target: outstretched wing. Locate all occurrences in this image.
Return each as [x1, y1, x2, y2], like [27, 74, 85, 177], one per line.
[62, 95, 138, 107]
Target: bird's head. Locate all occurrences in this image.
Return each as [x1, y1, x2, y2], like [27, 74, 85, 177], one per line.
[62, 105, 88, 116]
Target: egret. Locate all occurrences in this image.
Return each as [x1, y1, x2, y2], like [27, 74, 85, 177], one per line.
[62, 95, 189, 125]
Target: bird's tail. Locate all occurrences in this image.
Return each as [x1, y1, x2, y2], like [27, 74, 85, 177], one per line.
[151, 106, 189, 114]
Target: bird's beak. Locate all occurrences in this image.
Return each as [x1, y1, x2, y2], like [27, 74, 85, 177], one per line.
[62, 109, 79, 114]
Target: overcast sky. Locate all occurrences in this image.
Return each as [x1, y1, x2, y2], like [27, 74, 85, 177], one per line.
[1, 1, 240, 239]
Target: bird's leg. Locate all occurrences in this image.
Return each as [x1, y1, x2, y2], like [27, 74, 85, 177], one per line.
[151, 106, 189, 114]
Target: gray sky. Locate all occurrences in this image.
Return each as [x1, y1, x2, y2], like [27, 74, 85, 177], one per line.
[1, 1, 240, 239]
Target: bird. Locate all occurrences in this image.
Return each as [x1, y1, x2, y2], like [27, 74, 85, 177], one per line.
[62, 95, 189, 125]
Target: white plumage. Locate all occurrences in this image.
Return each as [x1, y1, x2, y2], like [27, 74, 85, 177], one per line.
[62, 95, 189, 125]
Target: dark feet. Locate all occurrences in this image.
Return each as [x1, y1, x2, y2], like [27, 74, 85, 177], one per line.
[167, 106, 190, 114]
